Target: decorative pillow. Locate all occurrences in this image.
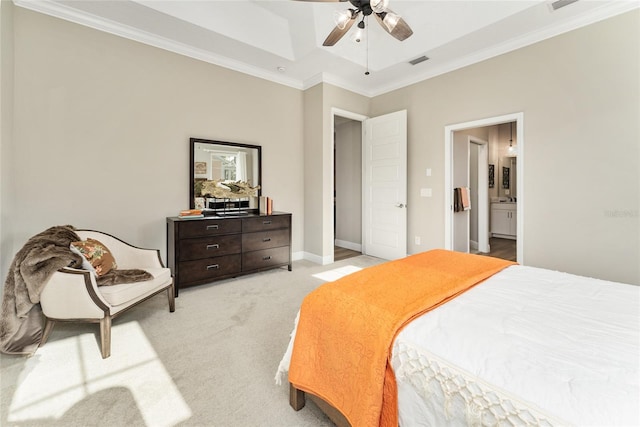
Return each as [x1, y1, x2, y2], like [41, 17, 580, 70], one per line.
[70, 238, 117, 277]
[69, 244, 96, 274]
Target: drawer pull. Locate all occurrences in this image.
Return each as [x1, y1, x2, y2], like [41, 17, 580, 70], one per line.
[263, 256, 272, 261]
[263, 221, 272, 225]
[206, 224, 219, 230]
[207, 264, 219, 270]
[262, 238, 271, 242]
[206, 244, 220, 249]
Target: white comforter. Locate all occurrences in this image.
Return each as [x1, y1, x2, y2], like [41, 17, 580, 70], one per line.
[277, 264, 640, 426]
[392, 265, 640, 426]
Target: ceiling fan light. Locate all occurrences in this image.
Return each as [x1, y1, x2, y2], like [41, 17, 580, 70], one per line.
[333, 9, 353, 30]
[370, 0, 389, 14]
[351, 28, 363, 43]
[382, 12, 401, 32]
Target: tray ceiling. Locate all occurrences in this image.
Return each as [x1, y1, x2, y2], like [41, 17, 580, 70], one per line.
[13, 0, 638, 96]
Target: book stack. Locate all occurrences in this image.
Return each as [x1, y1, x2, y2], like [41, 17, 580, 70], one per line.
[259, 196, 273, 215]
[178, 209, 204, 219]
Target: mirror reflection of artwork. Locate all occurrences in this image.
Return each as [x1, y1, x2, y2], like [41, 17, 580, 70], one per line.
[488, 164, 494, 188]
[502, 167, 510, 189]
[194, 162, 207, 175]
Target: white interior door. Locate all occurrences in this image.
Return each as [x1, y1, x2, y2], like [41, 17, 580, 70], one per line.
[362, 110, 407, 260]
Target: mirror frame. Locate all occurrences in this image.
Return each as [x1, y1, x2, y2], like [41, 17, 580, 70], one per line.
[189, 137, 262, 210]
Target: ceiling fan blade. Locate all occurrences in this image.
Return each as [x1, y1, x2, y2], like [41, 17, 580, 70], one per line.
[374, 9, 413, 41]
[323, 17, 356, 46]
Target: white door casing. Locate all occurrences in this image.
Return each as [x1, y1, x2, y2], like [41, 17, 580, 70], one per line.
[444, 113, 524, 265]
[362, 110, 408, 260]
[452, 131, 470, 252]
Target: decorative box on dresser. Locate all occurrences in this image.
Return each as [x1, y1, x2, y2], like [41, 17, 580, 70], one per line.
[167, 212, 292, 296]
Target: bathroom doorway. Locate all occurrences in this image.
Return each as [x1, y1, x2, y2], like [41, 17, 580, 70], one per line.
[445, 113, 523, 264]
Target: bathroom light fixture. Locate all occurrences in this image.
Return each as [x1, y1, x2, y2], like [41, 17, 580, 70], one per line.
[508, 122, 517, 154]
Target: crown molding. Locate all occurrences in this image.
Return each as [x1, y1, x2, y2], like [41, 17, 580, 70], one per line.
[14, 0, 639, 99]
[369, 1, 640, 97]
[12, 0, 305, 91]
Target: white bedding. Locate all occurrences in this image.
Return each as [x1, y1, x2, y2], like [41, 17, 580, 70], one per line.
[392, 265, 640, 426]
[277, 264, 640, 426]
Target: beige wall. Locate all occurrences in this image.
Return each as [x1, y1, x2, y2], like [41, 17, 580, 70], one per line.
[2, 6, 638, 285]
[302, 84, 323, 258]
[371, 10, 640, 284]
[0, 0, 15, 280]
[302, 82, 368, 263]
[2, 7, 305, 279]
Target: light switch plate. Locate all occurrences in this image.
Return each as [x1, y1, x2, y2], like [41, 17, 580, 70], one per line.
[421, 188, 432, 197]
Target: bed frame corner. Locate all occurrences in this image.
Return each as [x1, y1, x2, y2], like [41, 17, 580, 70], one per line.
[289, 382, 352, 427]
[289, 382, 306, 410]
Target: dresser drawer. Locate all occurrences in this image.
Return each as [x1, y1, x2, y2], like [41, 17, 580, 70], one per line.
[178, 218, 242, 238]
[243, 246, 290, 271]
[179, 254, 241, 283]
[242, 215, 290, 233]
[242, 229, 289, 252]
[178, 234, 241, 261]
[168, 213, 292, 296]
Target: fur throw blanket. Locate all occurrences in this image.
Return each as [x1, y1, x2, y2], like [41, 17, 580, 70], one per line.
[97, 269, 152, 286]
[0, 225, 84, 356]
[0, 225, 154, 356]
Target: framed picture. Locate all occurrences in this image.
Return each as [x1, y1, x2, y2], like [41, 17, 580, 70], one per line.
[488, 164, 495, 188]
[502, 167, 510, 189]
[195, 162, 207, 175]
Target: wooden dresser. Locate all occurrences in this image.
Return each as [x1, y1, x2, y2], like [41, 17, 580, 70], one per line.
[166, 212, 292, 296]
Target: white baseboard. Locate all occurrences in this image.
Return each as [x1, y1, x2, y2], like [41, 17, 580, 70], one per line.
[491, 233, 517, 240]
[470, 240, 478, 251]
[334, 240, 362, 252]
[292, 251, 304, 262]
[303, 251, 334, 265]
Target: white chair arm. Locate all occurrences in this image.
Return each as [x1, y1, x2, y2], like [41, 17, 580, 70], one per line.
[40, 268, 109, 320]
[76, 230, 164, 270]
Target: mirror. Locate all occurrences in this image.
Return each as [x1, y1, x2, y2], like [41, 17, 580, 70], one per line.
[189, 138, 262, 214]
[498, 155, 517, 199]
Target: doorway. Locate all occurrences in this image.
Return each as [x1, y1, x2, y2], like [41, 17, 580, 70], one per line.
[451, 132, 489, 254]
[330, 108, 408, 263]
[334, 115, 363, 261]
[445, 113, 524, 265]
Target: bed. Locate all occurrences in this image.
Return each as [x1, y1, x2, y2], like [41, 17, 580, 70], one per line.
[275, 249, 639, 427]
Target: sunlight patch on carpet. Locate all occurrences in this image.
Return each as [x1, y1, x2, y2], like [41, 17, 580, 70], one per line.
[312, 265, 362, 282]
[9, 321, 191, 426]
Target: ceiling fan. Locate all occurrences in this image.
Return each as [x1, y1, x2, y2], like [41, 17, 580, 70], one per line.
[297, 0, 414, 46]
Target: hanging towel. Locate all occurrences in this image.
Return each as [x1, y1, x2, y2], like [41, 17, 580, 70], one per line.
[461, 187, 471, 211]
[453, 188, 461, 212]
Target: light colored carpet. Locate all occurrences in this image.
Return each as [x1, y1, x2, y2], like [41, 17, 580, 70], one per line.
[0, 255, 383, 426]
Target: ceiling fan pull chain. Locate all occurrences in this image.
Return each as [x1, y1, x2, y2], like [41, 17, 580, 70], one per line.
[365, 16, 370, 76]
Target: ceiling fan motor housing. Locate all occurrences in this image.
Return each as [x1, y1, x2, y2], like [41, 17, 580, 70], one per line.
[349, 0, 374, 16]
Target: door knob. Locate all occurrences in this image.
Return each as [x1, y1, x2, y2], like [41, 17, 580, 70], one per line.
[395, 203, 406, 208]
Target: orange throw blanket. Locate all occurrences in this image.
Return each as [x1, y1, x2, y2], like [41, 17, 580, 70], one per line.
[289, 249, 515, 427]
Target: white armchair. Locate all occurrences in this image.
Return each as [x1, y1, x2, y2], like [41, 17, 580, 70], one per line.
[39, 230, 175, 358]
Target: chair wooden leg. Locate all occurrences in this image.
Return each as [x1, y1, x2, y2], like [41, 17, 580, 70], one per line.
[168, 283, 175, 312]
[100, 316, 111, 359]
[40, 318, 56, 346]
